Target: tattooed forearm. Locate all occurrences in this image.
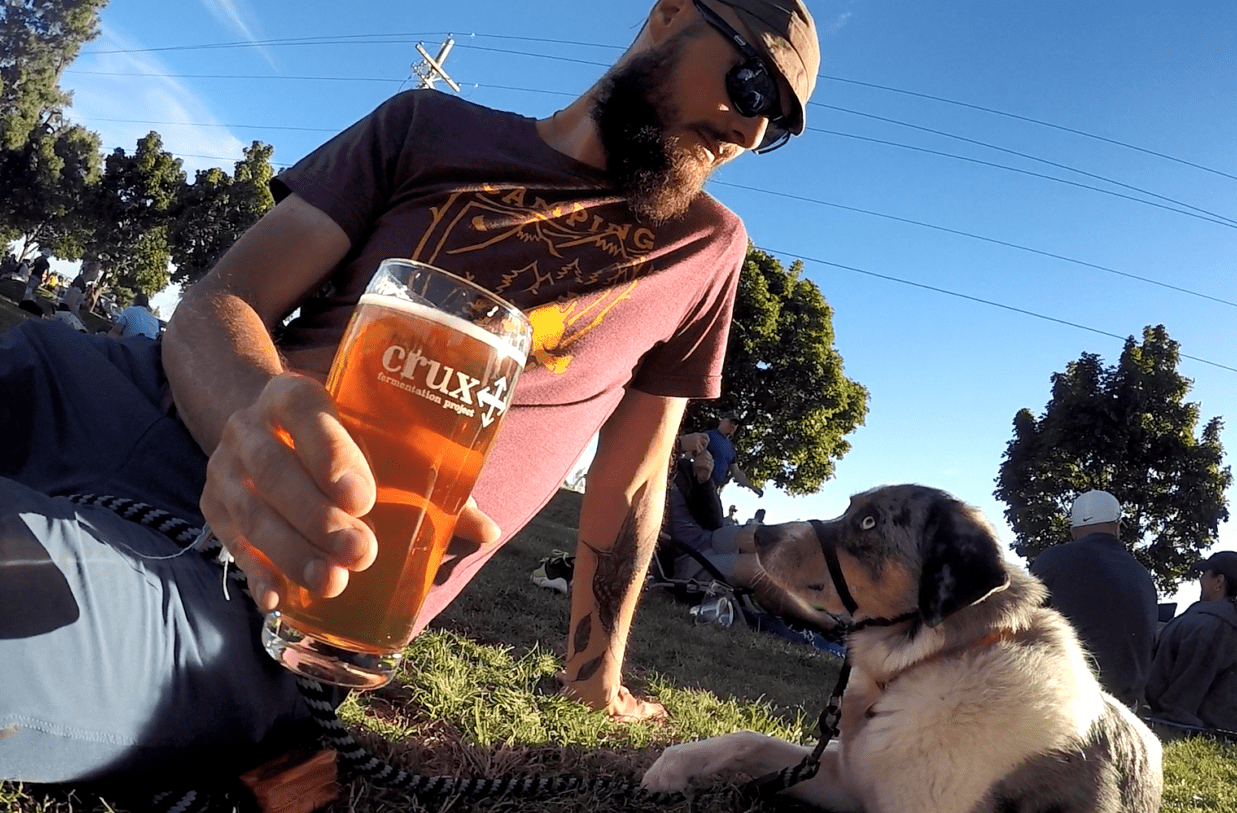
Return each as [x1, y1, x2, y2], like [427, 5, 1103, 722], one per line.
[572, 613, 592, 657]
[578, 482, 647, 638]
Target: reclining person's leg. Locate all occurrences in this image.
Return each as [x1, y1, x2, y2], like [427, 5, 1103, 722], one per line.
[0, 321, 311, 782]
[732, 554, 838, 629]
[0, 481, 310, 782]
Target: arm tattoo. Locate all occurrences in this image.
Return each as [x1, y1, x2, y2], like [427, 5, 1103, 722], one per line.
[578, 482, 647, 638]
[572, 614, 592, 657]
[574, 655, 603, 683]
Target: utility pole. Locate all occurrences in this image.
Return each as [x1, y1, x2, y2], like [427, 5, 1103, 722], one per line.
[412, 37, 461, 93]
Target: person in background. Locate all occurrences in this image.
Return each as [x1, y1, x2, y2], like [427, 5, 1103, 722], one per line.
[21, 251, 51, 303]
[724, 505, 739, 525]
[108, 293, 161, 340]
[1145, 551, 1237, 734]
[704, 412, 764, 497]
[667, 451, 834, 629]
[1030, 489, 1159, 708]
[745, 507, 766, 527]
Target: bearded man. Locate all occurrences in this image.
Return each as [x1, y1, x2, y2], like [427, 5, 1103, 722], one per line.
[0, 0, 819, 781]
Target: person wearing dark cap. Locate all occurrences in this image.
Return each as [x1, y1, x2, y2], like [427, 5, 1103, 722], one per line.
[1030, 490, 1159, 708]
[0, 0, 822, 781]
[1145, 551, 1237, 734]
[704, 413, 765, 497]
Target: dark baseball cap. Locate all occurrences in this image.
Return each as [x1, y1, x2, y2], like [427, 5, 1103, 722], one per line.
[1196, 551, 1237, 582]
[713, 0, 820, 135]
[719, 412, 742, 423]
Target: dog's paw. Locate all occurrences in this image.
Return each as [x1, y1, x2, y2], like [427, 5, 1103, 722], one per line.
[642, 732, 759, 793]
[643, 743, 707, 792]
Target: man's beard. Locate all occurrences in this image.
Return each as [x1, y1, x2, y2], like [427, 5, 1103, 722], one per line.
[592, 42, 714, 225]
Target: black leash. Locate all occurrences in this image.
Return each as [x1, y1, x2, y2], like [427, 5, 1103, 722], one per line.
[66, 494, 684, 811]
[73, 496, 907, 809]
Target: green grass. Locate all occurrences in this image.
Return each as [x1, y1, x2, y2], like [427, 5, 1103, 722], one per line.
[2, 488, 1235, 811]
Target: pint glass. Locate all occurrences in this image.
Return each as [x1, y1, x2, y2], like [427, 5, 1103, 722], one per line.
[262, 259, 532, 688]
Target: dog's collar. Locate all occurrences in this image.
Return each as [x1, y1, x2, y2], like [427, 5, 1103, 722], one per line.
[809, 520, 918, 631]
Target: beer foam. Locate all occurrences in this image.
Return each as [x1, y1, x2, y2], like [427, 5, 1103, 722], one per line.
[358, 292, 528, 365]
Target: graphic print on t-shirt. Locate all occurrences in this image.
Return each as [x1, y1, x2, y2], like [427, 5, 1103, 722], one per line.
[409, 186, 658, 376]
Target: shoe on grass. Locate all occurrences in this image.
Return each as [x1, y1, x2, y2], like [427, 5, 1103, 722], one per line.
[531, 550, 574, 594]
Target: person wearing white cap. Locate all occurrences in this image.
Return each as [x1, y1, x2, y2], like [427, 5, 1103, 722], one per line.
[1145, 550, 1237, 734]
[1030, 489, 1159, 708]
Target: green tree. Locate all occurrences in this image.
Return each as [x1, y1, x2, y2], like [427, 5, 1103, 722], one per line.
[169, 140, 274, 286]
[682, 246, 868, 496]
[0, 118, 100, 257]
[84, 131, 185, 301]
[995, 325, 1230, 593]
[0, 0, 106, 151]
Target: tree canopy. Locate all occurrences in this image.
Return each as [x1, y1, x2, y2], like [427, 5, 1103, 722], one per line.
[169, 141, 275, 287]
[0, 0, 105, 150]
[0, 118, 100, 257]
[84, 132, 185, 300]
[994, 325, 1230, 593]
[1, 1, 282, 303]
[682, 246, 868, 496]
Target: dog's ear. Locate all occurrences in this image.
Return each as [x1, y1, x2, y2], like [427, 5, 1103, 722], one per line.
[918, 498, 1010, 627]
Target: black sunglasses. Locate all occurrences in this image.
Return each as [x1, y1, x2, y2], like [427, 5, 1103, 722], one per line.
[691, 0, 792, 154]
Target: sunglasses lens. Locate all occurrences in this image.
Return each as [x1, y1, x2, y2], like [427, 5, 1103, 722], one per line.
[726, 60, 791, 153]
[726, 61, 780, 118]
[755, 123, 790, 154]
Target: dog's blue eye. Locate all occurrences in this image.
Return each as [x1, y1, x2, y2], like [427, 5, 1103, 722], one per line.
[861, 516, 876, 530]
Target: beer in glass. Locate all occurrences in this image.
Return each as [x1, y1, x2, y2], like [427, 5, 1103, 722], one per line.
[263, 259, 532, 688]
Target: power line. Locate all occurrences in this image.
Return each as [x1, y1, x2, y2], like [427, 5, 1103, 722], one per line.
[715, 181, 1237, 309]
[78, 31, 1236, 183]
[81, 33, 453, 55]
[458, 43, 612, 68]
[753, 244, 1237, 375]
[810, 127, 1237, 231]
[812, 103, 1237, 227]
[69, 98, 1235, 309]
[65, 69, 405, 84]
[66, 67, 1232, 231]
[62, 47, 1233, 369]
[814, 74, 1237, 184]
[173, 152, 293, 168]
[83, 116, 338, 133]
[71, 108, 1236, 310]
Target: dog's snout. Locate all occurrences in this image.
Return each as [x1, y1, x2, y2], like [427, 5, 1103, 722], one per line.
[752, 521, 809, 554]
[753, 525, 771, 551]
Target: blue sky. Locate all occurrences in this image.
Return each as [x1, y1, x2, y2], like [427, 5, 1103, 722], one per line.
[56, 0, 1236, 608]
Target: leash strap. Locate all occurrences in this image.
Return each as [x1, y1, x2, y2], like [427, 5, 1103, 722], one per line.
[743, 660, 850, 799]
[70, 494, 682, 809]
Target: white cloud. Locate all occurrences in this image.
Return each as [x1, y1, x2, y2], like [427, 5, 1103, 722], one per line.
[823, 12, 854, 37]
[64, 24, 248, 177]
[196, 0, 278, 70]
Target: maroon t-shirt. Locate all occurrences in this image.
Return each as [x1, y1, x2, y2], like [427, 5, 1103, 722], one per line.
[271, 90, 746, 628]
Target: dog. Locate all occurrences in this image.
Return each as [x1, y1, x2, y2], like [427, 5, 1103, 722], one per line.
[643, 485, 1163, 812]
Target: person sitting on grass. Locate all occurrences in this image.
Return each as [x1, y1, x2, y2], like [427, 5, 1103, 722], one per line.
[667, 451, 835, 630]
[107, 293, 161, 339]
[1145, 551, 1237, 735]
